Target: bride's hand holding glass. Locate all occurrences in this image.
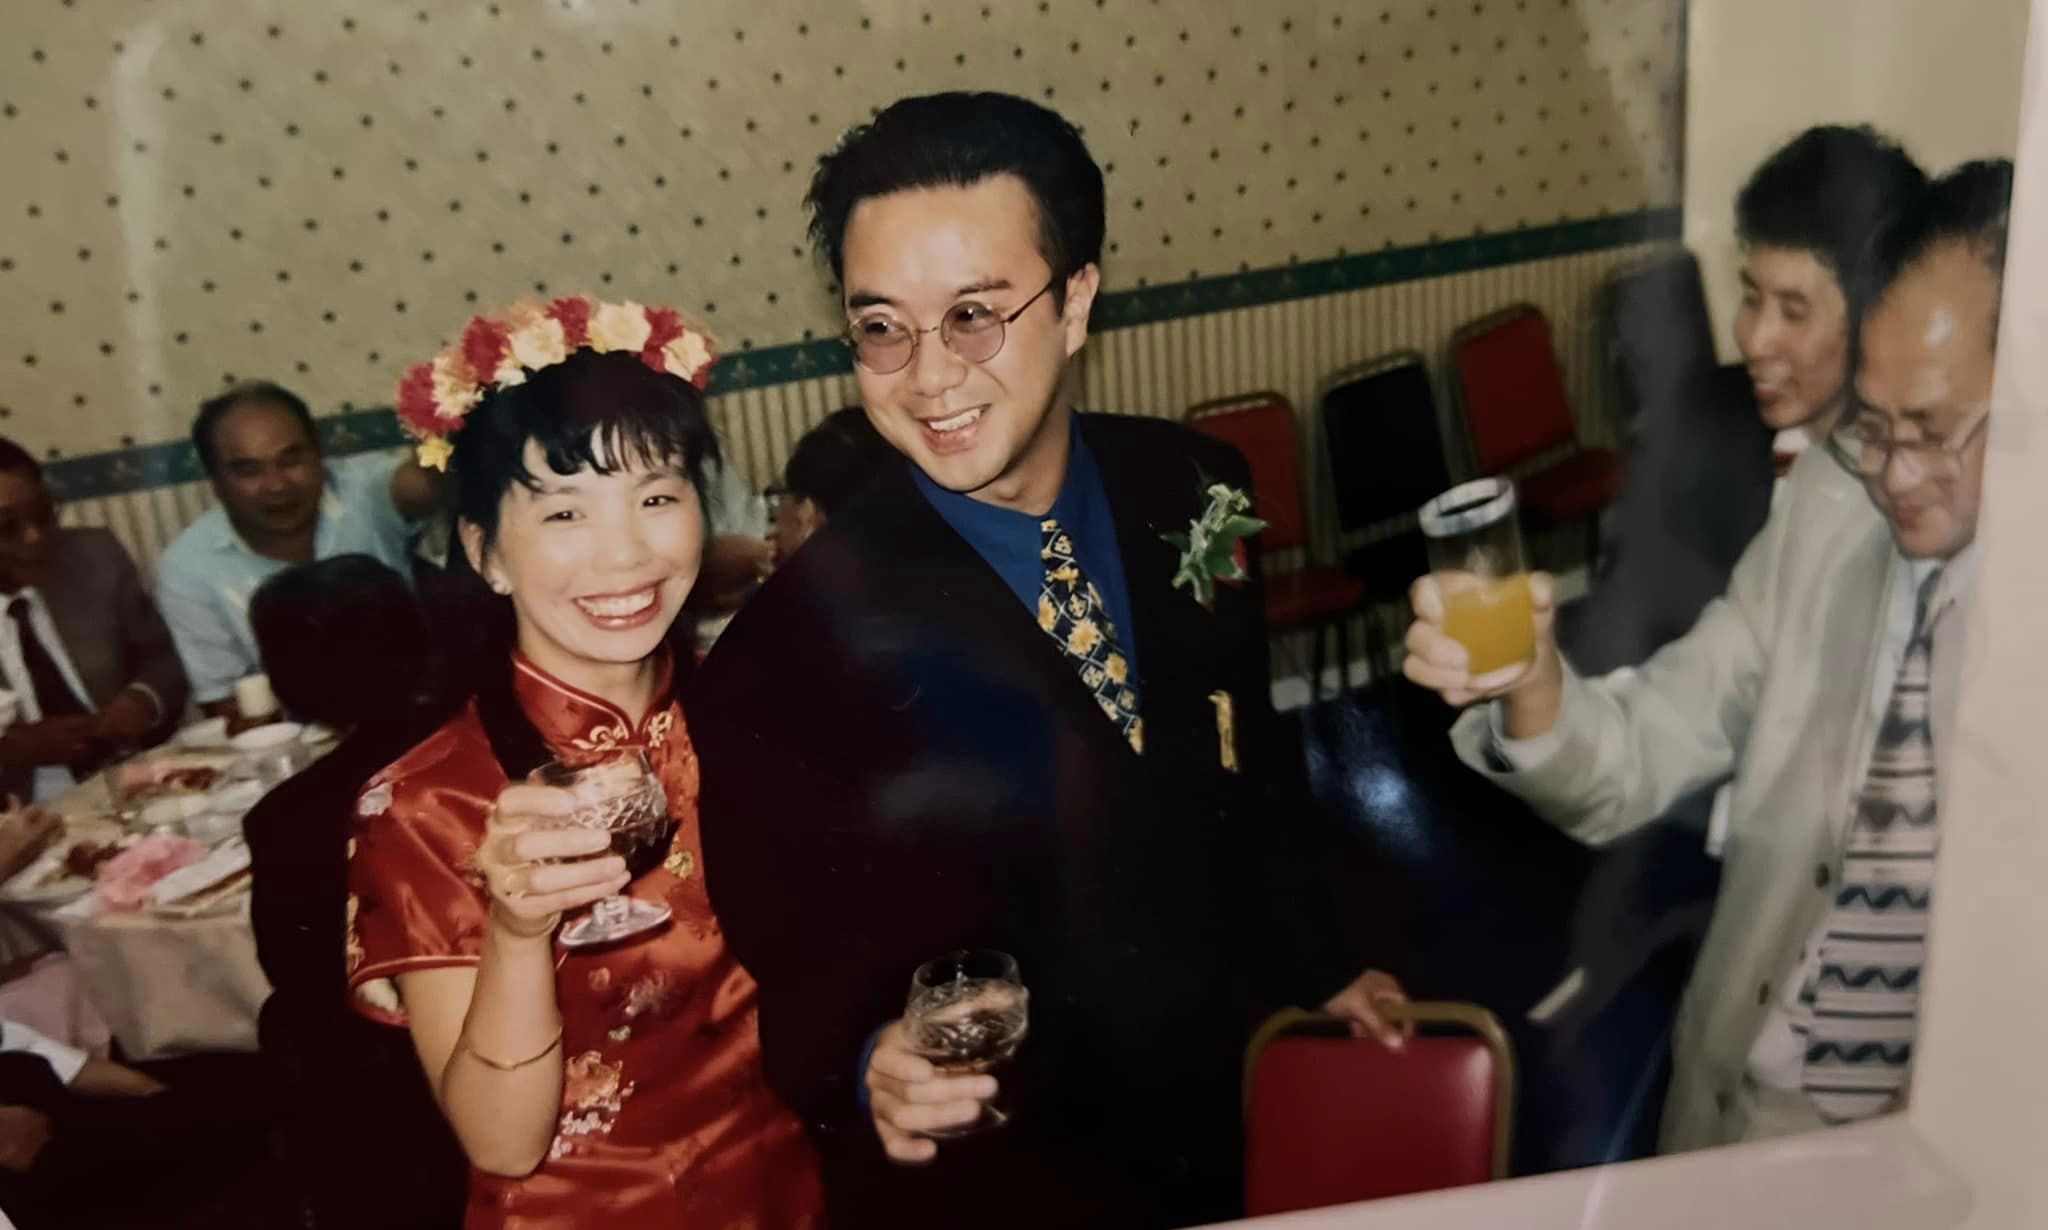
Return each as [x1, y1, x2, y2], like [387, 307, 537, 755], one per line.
[477, 783, 628, 937]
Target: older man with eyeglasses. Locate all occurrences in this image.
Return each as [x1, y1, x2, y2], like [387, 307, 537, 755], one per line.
[1403, 158, 2010, 1154]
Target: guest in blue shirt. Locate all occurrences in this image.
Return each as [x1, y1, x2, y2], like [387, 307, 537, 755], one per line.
[156, 381, 441, 712]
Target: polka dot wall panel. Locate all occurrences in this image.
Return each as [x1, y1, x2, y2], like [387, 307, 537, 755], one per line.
[4, 0, 1683, 458]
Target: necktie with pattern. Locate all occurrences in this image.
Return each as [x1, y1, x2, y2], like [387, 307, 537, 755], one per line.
[1035, 518, 1143, 753]
[1799, 566, 1947, 1124]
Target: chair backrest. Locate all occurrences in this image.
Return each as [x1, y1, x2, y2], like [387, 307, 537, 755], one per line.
[1318, 351, 1454, 532]
[1185, 392, 1309, 550]
[1451, 304, 1579, 475]
[1602, 247, 1718, 432]
[1244, 1003, 1514, 1216]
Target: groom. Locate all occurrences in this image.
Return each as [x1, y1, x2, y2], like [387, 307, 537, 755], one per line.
[693, 92, 1405, 1228]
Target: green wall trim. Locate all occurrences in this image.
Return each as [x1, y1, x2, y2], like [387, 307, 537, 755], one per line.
[46, 205, 1679, 503]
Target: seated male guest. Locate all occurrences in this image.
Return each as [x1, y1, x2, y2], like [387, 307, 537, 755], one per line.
[1407, 161, 2011, 1151]
[0, 439, 189, 801]
[0, 1016, 193, 1229]
[242, 554, 464, 1228]
[155, 382, 440, 716]
[768, 406, 894, 565]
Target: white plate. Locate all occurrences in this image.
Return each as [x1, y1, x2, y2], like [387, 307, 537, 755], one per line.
[0, 821, 125, 906]
[175, 717, 231, 749]
[230, 723, 304, 753]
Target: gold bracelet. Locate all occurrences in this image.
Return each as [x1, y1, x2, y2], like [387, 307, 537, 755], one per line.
[457, 1028, 564, 1072]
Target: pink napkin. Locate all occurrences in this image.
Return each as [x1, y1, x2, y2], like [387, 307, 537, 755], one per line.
[94, 834, 206, 912]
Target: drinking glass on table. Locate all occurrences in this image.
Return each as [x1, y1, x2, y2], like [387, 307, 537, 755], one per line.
[528, 750, 674, 947]
[904, 948, 1030, 1137]
[1418, 477, 1538, 689]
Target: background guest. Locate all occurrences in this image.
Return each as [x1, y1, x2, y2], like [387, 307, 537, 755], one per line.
[155, 382, 441, 716]
[242, 552, 465, 1230]
[1406, 159, 2010, 1151]
[0, 439, 189, 802]
[767, 405, 894, 565]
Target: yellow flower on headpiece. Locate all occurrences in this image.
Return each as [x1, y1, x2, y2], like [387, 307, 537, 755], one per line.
[505, 302, 570, 372]
[662, 329, 713, 381]
[416, 435, 454, 472]
[430, 350, 481, 419]
[590, 300, 653, 353]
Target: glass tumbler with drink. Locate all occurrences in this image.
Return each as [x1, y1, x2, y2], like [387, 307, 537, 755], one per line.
[904, 948, 1030, 1137]
[1418, 476, 1538, 689]
[528, 749, 675, 947]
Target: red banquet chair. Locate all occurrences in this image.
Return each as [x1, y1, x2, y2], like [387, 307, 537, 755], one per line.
[1451, 304, 1623, 563]
[1185, 392, 1367, 697]
[1243, 1002, 1516, 1216]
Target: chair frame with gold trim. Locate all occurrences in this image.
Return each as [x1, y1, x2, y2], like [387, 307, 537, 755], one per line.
[1243, 1001, 1516, 1213]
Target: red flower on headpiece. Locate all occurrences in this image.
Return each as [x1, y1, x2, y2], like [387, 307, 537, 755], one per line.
[395, 363, 441, 436]
[641, 306, 684, 373]
[547, 296, 592, 348]
[460, 315, 510, 385]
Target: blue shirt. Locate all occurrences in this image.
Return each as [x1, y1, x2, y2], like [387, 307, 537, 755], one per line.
[909, 421, 1140, 675]
[157, 453, 418, 704]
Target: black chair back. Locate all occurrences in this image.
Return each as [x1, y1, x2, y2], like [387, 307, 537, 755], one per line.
[1318, 352, 1453, 597]
[1601, 247, 1719, 437]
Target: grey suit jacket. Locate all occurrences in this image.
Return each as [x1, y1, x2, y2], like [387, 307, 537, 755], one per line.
[36, 528, 190, 738]
[1450, 450, 1961, 1151]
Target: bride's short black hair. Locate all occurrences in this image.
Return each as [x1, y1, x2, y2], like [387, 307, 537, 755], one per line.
[452, 348, 721, 544]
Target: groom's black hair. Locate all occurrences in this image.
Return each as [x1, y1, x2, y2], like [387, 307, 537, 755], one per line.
[805, 92, 1106, 309]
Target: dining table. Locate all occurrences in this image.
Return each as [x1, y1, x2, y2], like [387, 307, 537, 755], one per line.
[0, 729, 327, 1060]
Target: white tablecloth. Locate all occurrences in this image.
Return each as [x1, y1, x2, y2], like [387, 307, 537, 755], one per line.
[2, 771, 273, 1060]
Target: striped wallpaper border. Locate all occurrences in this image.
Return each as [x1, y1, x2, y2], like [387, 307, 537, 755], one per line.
[44, 205, 1681, 502]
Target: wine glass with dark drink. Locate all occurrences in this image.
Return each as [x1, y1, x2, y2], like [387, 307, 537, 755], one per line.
[530, 750, 673, 947]
[905, 949, 1030, 1137]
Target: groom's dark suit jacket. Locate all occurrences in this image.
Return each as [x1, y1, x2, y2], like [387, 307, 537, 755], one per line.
[693, 412, 1382, 1228]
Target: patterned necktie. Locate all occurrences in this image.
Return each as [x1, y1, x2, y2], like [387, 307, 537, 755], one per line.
[1035, 518, 1142, 753]
[1799, 566, 1947, 1124]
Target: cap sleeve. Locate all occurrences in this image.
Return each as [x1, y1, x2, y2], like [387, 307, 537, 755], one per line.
[346, 716, 499, 1026]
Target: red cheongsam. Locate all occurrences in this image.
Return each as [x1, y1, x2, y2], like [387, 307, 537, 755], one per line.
[347, 651, 824, 1229]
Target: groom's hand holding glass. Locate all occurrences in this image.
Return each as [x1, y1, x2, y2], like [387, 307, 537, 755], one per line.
[1404, 570, 1567, 737]
[863, 1022, 1001, 1164]
[477, 783, 631, 936]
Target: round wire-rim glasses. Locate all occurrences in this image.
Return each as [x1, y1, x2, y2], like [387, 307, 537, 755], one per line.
[842, 278, 1058, 375]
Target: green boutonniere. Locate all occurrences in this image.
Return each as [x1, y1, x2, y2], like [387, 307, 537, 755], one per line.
[1163, 481, 1266, 610]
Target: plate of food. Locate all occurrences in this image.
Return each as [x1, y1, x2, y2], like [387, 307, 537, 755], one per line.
[105, 752, 240, 823]
[0, 821, 130, 906]
[148, 839, 253, 919]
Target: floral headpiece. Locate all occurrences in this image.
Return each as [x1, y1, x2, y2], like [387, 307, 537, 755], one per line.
[393, 295, 718, 471]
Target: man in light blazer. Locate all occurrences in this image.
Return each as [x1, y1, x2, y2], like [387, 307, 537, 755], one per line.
[1404, 159, 2010, 1151]
[0, 439, 189, 800]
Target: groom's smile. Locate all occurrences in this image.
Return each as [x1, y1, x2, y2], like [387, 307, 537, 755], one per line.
[841, 174, 1099, 516]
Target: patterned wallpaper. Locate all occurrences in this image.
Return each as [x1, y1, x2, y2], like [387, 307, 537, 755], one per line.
[3, 0, 1683, 460]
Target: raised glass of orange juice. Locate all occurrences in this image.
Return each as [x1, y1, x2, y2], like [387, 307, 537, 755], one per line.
[1419, 477, 1536, 688]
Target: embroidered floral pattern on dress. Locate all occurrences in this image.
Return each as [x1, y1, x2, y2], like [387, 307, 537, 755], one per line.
[622, 972, 682, 1021]
[567, 722, 631, 756]
[645, 709, 674, 748]
[552, 1050, 635, 1160]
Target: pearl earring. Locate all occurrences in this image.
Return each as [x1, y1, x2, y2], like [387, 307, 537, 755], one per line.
[491, 580, 511, 595]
